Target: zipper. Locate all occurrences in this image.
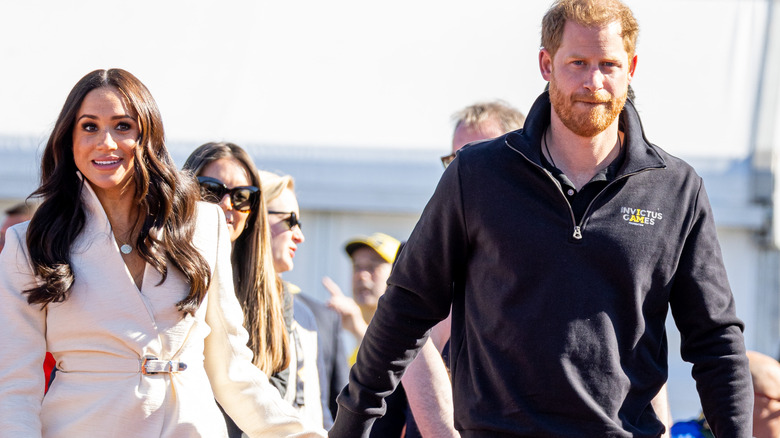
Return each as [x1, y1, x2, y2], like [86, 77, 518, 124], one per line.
[574, 168, 657, 238]
[506, 141, 662, 240]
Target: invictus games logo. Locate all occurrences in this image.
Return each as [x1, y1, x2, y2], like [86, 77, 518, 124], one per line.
[621, 206, 663, 226]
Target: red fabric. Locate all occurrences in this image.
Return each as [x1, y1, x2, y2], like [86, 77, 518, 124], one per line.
[43, 353, 55, 392]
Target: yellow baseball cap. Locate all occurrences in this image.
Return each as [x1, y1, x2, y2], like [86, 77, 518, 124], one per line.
[345, 232, 401, 264]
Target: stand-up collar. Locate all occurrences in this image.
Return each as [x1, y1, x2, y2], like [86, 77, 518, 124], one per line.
[77, 171, 114, 240]
[506, 91, 666, 176]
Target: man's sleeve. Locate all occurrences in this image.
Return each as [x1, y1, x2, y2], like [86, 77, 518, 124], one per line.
[329, 158, 469, 437]
[669, 179, 753, 437]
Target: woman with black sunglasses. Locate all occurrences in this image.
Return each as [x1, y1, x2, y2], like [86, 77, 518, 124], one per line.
[0, 70, 321, 437]
[184, 143, 325, 433]
[257, 171, 305, 275]
[183, 143, 290, 381]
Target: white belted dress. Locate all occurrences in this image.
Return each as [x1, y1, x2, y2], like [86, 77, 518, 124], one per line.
[0, 181, 325, 438]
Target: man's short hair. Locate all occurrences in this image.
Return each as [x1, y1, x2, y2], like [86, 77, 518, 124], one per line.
[541, 0, 639, 61]
[4, 201, 37, 217]
[452, 101, 526, 134]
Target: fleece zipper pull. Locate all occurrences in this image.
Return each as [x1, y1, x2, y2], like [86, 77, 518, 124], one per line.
[573, 226, 582, 240]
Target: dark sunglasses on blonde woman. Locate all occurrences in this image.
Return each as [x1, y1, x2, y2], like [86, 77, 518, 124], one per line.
[197, 176, 259, 212]
[268, 211, 302, 231]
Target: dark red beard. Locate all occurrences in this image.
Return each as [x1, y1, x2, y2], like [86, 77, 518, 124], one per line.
[549, 74, 627, 137]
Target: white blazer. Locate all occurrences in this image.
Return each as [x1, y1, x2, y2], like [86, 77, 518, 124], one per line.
[0, 181, 326, 438]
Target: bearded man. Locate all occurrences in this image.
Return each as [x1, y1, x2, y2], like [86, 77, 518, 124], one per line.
[330, 0, 753, 436]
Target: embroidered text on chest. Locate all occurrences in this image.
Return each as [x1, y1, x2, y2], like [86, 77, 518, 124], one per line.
[620, 206, 663, 226]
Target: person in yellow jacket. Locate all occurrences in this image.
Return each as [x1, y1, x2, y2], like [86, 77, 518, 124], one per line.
[324, 232, 399, 364]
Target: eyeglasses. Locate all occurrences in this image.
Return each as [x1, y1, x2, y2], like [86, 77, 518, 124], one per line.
[440, 153, 456, 169]
[268, 211, 302, 231]
[197, 176, 259, 212]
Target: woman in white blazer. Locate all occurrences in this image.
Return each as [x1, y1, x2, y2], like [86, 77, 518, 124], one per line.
[0, 68, 325, 438]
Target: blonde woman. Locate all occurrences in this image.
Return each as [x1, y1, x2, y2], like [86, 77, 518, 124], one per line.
[258, 170, 324, 428]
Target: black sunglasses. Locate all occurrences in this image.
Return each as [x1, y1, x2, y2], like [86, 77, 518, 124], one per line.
[197, 176, 259, 212]
[268, 211, 302, 231]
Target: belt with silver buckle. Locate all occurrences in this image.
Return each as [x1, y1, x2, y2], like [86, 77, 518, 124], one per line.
[140, 356, 188, 375]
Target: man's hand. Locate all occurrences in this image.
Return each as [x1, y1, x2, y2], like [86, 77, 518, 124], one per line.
[323, 276, 368, 341]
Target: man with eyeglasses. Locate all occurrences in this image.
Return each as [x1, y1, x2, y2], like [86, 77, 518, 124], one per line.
[441, 100, 526, 169]
[331, 0, 752, 436]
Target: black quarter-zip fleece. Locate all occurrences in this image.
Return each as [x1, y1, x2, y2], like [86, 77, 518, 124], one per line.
[331, 92, 753, 438]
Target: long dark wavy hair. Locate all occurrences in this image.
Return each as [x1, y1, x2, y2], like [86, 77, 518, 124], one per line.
[25, 68, 211, 315]
[183, 142, 289, 375]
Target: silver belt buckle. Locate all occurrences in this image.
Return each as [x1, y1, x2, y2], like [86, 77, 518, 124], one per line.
[141, 356, 160, 375]
[141, 356, 188, 375]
